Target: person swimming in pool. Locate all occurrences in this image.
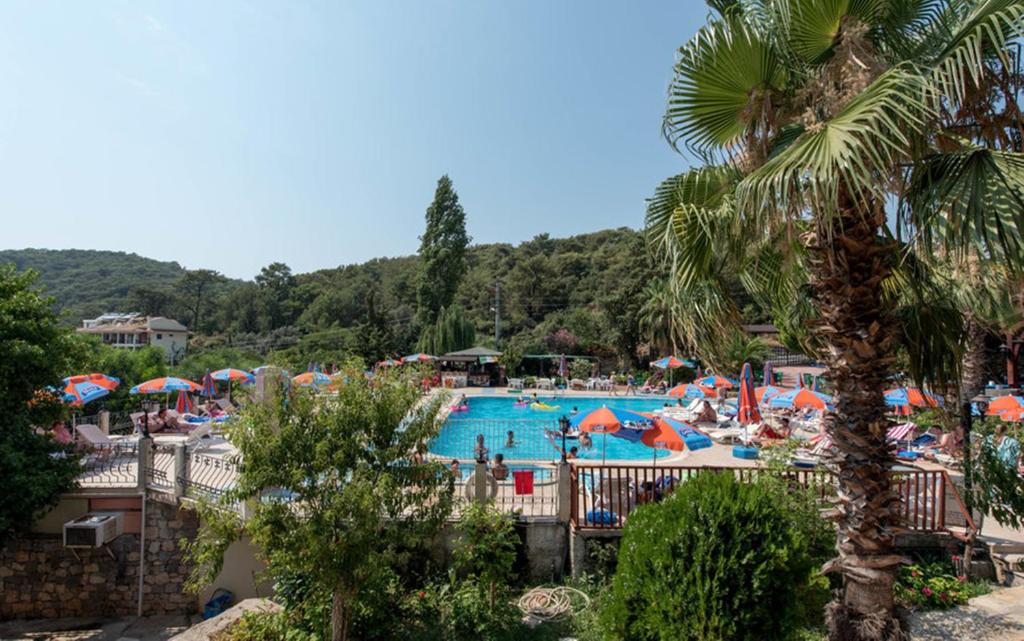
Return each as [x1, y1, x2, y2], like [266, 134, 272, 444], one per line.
[579, 432, 593, 449]
[570, 406, 579, 416]
[505, 430, 516, 448]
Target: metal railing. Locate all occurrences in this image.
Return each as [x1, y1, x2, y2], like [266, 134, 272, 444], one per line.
[451, 461, 560, 518]
[569, 465, 974, 535]
[77, 442, 140, 488]
[180, 451, 239, 500]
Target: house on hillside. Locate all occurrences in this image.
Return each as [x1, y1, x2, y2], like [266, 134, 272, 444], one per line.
[77, 312, 188, 363]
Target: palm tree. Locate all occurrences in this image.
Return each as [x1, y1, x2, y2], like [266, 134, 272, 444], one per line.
[648, 2, 1024, 638]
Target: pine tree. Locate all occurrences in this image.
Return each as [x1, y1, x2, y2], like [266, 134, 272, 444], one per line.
[417, 175, 470, 326]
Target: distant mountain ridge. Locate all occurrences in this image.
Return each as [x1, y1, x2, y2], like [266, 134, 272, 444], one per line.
[0, 248, 187, 323]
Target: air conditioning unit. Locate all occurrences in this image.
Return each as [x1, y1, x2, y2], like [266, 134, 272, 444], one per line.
[63, 512, 124, 548]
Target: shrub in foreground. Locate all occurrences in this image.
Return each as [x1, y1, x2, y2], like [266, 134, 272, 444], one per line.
[895, 560, 990, 610]
[599, 472, 827, 641]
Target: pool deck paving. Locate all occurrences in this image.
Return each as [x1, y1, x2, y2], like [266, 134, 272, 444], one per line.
[909, 584, 1024, 640]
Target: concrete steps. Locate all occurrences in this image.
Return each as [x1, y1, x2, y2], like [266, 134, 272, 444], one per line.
[985, 538, 1024, 586]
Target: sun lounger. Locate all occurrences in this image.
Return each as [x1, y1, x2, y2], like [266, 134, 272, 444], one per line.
[703, 419, 745, 444]
[75, 424, 134, 447]
[508, 378, 524, 390]
[214, 398, 237, 414]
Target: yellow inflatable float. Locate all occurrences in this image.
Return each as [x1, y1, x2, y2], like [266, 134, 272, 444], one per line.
[530, 402, 561, 411]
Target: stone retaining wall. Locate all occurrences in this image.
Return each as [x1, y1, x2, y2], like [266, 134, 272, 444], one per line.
[0, 499, 198, 619]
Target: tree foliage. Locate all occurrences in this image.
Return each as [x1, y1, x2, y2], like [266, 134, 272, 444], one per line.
[418, 306, 476, 356]
[0, 265, 82, 538]
[186, 368, 454, 641]
[418, 175, 471, 326]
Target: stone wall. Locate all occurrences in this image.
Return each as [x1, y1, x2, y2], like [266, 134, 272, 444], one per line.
[0, 499, 199, 620]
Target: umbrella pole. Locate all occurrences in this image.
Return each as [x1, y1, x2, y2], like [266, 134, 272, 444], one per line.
[602, 432, 607, 466]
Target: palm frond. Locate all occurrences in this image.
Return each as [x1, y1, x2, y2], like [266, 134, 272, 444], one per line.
[645, 166, 742, 286]
[664, 16, 788, 156]
[903, 145, 1024, 268]
[737, 65, 934, 220]
[932, 0, 1024, 105]
[781, 0, 887, 64]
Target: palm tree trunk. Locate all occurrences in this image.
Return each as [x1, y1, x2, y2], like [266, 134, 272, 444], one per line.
[960, 313, 988, 404]
[808, 202, 908, 641]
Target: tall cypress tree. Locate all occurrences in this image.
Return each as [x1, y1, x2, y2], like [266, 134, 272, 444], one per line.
[417, 175, 470, 327]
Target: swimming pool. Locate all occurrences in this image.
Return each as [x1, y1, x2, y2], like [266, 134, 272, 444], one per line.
[430, 395, 677, 462]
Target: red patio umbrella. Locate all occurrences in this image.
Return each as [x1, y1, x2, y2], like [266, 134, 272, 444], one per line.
[737, 363, 761, 425]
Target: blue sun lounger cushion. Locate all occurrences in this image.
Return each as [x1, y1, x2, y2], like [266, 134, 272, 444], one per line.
[585, 509, 619, 526]
[732, 445, 759, 460]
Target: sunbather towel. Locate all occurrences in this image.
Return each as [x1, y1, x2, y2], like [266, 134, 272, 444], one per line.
[513, 469, 534, 495]
[886, 422, 915, 443]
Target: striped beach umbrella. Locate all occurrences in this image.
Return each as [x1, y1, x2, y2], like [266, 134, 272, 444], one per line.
[767, 388, 833, 411]
[130, 377, 201, 394]
[201, 371, 216, 397]
[401, 353, 435, 364]
[755, 385, 790, 404]
[293, 371, 330, 388]
[696, 375, 738, 390]
[62, 381, 110, 406]
[667, 383, 717, 400]
[211, 368, 255, 384]
[64, 373, 121, 391]
[176, 390, 194, 414]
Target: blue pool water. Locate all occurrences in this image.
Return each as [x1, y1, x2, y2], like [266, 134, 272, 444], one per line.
[431, 395, 677, 462]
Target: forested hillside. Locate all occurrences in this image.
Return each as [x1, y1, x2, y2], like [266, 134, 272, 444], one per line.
[0, 227, 684, 369]
[0, 249, 186, 322]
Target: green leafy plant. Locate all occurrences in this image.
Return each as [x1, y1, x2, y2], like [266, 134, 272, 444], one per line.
[895, 561, 990, 610]
[185, 368, 454, 641]
[599, 472, 830, 641]
[453, 502, 519, 608]
[569, 358, 593, 381]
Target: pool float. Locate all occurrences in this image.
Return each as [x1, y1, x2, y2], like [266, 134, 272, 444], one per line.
[513, 400, 530, 408]
[530, 402, 561, 411]
[450, 404, 470, 412]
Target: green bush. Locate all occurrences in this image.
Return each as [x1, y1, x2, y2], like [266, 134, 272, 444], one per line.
[598, 472, 829, 641]
[219, 610, 320, 641]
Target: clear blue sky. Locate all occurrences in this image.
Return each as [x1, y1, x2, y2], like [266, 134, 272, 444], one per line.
[0, 1, 703, 279]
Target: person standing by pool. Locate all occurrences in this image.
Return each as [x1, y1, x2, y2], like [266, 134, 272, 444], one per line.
[505, 430, 516, 448]
[474, 434, 489, 463]
[491, 453, 509, 480]
[626, 373, 636, 396]
[449, 459, 460, 481]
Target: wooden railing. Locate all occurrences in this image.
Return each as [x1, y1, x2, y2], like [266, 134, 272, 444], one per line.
[569, 464, 975, 535]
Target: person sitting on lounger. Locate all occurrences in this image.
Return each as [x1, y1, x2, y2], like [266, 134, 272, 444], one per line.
[695, 401, 717, 423]
[152, 408, 182, 433]
[203, 401, 226, 418]
[50, 420, 73, 445]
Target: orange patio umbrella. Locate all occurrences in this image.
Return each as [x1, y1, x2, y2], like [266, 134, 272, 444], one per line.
[641, 416, 685, 465]
[987, 395, 1024, 415]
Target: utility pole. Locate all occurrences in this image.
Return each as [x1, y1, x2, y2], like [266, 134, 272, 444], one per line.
[493, 280, 501, 348]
